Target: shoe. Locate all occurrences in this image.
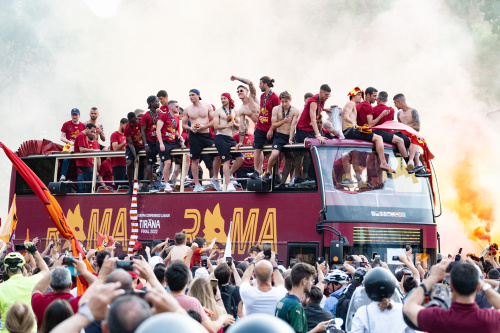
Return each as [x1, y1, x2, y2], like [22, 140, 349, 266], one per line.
[59, 175, 66, 182]
[408, 165, 424, 174]
[295, 177, 306, 184]
[139, 185, 149, 193]
[165, 182, 173, 192]
[406, 160, 415, 172]
[126, 188, 133, 195]
[149, 187, 159, 193]
[210, 178, 222, 191]
[415, 168, 432, 177]
[227, 183, 236, 192]
[342, 179, 354, 184]
[262, 172, 271, 182]
[194, 184, 204, 192]
[289, 178, 295, 187]
[247, 171, 260, 179]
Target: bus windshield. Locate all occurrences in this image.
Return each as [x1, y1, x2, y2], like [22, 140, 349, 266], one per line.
[315, 146, 434, 224]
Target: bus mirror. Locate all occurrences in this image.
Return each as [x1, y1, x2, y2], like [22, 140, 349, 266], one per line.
[341, 236, 349, 246]
[330, 240, 343, 264]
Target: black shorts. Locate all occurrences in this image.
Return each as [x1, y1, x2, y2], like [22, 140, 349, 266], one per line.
[112, 166, 127, 182]
[343, 128, 374, 142]
[189, 132, 214, 160]
[272, 133, 290, 152]
[214, 135, 242, 162]
[157, 140, 180, 163]
[145, 140, 159, 164]
[125, 146, 145, 161]
[253, 128, 274, 149]
[395, 132, 411, 148]
[294, 128, 316, 144]
[373, 129, 394, 143]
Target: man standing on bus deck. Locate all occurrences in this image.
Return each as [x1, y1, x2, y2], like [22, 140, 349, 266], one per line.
[157, 90, 169, 113]
[74, 123, 100, 193]
[342, 87, 395, 173]
[262, 91, 300, 183]
[109, 118, 128, 187]
[59, 108, 86, 181]
[125, 112, 146, 194]
[141, 96, 162, 193]
[231, 75, 281, 179]
[213, 93, 243, 192]
[182, 89, 221, 192]
[156, 99, 185, 192]
[86, 107, 106, 144]
[293, 84, 331, 183]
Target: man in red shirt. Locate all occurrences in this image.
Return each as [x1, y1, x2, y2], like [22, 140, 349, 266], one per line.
[98, 158, 113, 188]
[125, 112, 146, 194]
[156, 100, 185, 192]
[157, 90, 169, 113]
[59, 108, 86, 181]
[141, 96, 162, 192]
[31, 257, 96, 327]
[404, 260, 500, 333]
[356, 87, 377, 127]
[365, 91, 410, 164]
[294, 84, 331, 182]
[74, 123, 99, 193]
[190, 237, 216, 268]
[86, 107, 106, 144]
[232, 119, 254, 190]
[109, 118, 128, 187]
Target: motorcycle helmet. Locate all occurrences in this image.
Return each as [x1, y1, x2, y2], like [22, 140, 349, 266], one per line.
[363, 267, 396, 301]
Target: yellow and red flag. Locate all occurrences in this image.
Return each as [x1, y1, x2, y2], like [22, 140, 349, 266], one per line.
[0, 194, 18, 243]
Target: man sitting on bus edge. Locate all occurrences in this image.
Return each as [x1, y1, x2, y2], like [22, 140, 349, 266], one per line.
[394, 93, 431, 177]
[262, 91, 300, 183]
[213, 92, 243, 192]
[125, 112, 147, 195]
[342, 87, 395, 174]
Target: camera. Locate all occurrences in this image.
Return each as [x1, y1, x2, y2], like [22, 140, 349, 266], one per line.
[392, 255, 400, 261]
[201, 254, 208, 267]
[116, 261, 134, 271]
[263, 243, 272, 260]
[62, 256, 74, 266]
[15, 244, 26, 252]
[345, 255, 354, 261]
[226, 257, 233, 266]
[317, 257, 325, 264]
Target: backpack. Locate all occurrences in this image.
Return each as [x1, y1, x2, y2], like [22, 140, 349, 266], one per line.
[220, 285, 238, 318]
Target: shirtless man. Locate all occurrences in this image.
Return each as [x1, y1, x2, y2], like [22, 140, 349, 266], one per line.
[262, 91, 300, 183]
[213, 93, 243, 192]
[165, 231, 190, 264]
[342, 87, 395, 173]
[182, 89, 221, 192]
[394, 93, 430, 177]
[231, 75, 281, 179]
[86, 107, 105, 143]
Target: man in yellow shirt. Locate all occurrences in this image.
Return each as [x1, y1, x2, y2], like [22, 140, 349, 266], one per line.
[0, 242, 49, 332]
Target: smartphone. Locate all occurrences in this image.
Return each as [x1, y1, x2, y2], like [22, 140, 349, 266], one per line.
[372, 252, 378, 260]
[446, 261, 461, 273]
[458, 248, 463, 255]
[392, 255, 400, 261]
[374, 255, 381, 261]
[62, 256, 74, 266]
[406, 244, 411, 252]
[263, 242, 272, 260]
[15, 244, 26, 252]
[248, 257, 254, 263]
[168, 239, 175, 245]
[345, 255, 355, 261]
[275, 253, 279, 260]
[455, 254, 461, 262]
[226, 257, 233, 266]
[50, 244, 55, 249]
[131, 255, 142, 260]
[201, 254, 208, 268]
[277, 260, 284, 266]
[210, 279, 218, 289]
[116, 261, 134, 271]
[317, 257, 325, 264]
[360, 262, 368, 267]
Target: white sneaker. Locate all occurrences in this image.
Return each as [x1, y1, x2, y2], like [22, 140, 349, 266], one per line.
[227, 183, 236, 192]
[165, 182, 173, 192]
[289, 178, 295, 187]
[210, 178, 222, 191]
[406, 160, 415, 172]
[149, 187, 159, 193]
[59, 175, 66, 181]
[194, 184, 204, 192]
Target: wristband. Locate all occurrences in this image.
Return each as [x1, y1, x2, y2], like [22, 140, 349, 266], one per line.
[144, 143, 149, 147]
[78, 303, 95, 323]
[419, 283, 429, 296]
[481, 283, 492, 293]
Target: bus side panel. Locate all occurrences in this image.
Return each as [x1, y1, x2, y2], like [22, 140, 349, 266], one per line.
[13, 193, 322, 260]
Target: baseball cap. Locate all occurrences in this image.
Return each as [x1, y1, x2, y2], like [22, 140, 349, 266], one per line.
[71, 108, 80, 115]
[189, 89, 202, 100]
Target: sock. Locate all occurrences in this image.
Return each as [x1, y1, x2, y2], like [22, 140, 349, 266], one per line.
[404, 157, 409, 164]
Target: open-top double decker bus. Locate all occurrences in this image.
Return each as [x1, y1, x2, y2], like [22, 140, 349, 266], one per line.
[9, 138, 441, 266]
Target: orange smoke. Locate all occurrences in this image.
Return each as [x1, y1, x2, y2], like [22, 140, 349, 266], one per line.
[448, 156, 495, 244]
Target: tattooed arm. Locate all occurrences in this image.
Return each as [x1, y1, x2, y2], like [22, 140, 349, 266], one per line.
[411, 108, 421, 131]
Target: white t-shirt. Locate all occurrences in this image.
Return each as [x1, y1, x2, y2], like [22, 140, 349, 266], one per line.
[239, 281, 287, 316]
[350, 302, 414, 333]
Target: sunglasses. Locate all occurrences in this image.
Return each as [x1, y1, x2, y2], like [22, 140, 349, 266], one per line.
[237, 90, 245, 93]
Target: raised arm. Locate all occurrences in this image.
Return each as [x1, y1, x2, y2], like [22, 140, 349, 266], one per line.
[230, 75, 256, 100]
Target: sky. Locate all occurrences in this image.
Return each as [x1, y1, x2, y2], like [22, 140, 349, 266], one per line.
[1, 0, 499, 255]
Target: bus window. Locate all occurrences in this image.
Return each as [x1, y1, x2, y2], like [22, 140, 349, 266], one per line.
[287, 242, 318, 267]
[272, 147, 318, 192]
[316, 146, 434, 224]
[15, 157, 56, 195]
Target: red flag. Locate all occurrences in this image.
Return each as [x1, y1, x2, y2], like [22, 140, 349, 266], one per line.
[96, 233, 115, 251]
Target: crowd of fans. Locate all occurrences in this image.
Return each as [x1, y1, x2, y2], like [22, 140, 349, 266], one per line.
[1, 234, 500, 333]
[58, 77, 429, 194]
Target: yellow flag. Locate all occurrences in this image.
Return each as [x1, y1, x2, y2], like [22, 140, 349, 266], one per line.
[0, 194, 18, 243]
